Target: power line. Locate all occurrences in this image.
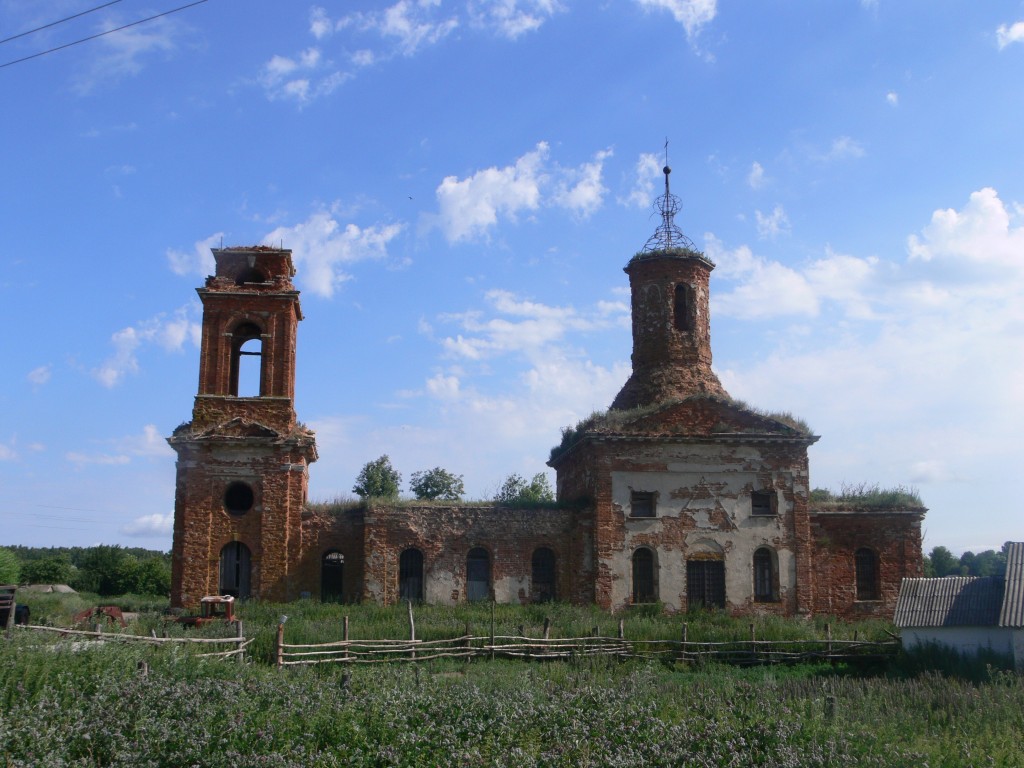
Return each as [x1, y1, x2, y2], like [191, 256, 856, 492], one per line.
[0, 0, 209, 70]
[0, 0, 125, 46]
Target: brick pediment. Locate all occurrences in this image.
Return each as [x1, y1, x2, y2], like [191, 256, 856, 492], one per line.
[198, 417, 283, 440]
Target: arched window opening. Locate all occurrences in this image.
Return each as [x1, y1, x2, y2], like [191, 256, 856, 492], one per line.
[466, 547, 490, 602]
[674, 284, 692, 332]
[632, 548, 656, 604]
[687, 557, 725, 609]
[855, 548, 879, 601]
[321, 550, 344, 603]
[753, 548, 776, 603]
[399, 549, 424, 602]
[230, 322, 263, 397]
[219, 542, 251, 599]
[531, 547, 556, 603]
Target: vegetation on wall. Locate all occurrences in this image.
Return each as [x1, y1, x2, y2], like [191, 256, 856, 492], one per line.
[352, 454, 402, 500]
[494, 473, 555, 505]
[810, 483, 924, 510]
[410, 467, 465, 501]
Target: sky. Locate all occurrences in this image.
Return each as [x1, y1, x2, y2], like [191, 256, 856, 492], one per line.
[1, 0, 1023, 556]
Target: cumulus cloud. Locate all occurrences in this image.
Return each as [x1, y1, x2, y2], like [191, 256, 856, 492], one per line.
[93, 306, 202, 387]
[886, 91, 899, 106]
[262, 211, 404, 298]
[633, 0, 717, 39]
[259, 46, 349, 103]
[622, 152, 662, 208]
[121, 513, 174, 537]
[997, 21, 1024, 50]
[435, 144, 612, 242]
[166, 233, 221, 277]
[755, 205, 790, 239]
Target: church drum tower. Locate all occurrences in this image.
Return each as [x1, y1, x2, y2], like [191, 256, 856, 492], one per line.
[168, 246, 317, 608]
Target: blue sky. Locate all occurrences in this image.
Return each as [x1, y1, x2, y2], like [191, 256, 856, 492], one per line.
[2, 0, 1023, 555]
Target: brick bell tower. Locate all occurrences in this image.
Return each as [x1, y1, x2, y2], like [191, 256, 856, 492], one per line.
[611, 161, 727, 411]
[168, 246, 317, 608]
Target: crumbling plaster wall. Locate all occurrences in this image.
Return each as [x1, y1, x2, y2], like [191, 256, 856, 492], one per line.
[581, 438, 812, 614]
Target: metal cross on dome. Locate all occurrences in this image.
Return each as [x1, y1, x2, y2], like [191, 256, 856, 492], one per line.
[640, 139, 696, 254]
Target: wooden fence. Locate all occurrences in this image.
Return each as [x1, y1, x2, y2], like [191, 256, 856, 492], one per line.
[15, 623, 251, 661]
[276, 605, 899, 668]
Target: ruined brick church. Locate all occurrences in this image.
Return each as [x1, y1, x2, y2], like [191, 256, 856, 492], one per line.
[170, 165, 924, 619]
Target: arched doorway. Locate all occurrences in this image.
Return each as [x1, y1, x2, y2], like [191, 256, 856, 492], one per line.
[399, 548, 424, 602]
[219, 541, 251, 599]
[321, 550, 344, 603]
[466, 547, 490, 602]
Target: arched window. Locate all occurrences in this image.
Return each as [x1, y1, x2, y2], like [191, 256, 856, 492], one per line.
[674, 284, 692, 332]
[687, 557, 725, 609]
[531, 547, 556, 603]
[219, 542, 251, 599]
[632, 547, 656, 604]
[230, 322, 263, 397]
[399, 549, 424, 602]
[855, 548, 879, 600]
[753, 547, 776, 603]
[466, 547, 490, 602]
[321, 550, 344, 603]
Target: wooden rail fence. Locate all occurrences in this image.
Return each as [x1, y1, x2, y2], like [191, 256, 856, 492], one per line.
[276, 607, 899, 668]
[15, 623, 251, 661]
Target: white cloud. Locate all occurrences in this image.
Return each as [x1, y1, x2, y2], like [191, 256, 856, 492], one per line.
[435, 143, 549, 242]
[66, 451, 131, 467]
[996, 21, 1024, 50]
[747, 161, 766, 190]
[435, 144, 615, 242]
[121, 513, 173, 537]
[92, 306, 202, 387]
[167, 233, 221, 277]
[467, 0, 565, 39]
[886, 91, 899, 106]
[259, 46, 349, 103]
[27, 365, 51, 387]
[550, 148, 613, 218]
[633, 0, 717, 39]
[310, 6, 333, 39]
[118, 425, 175, 459]
[907, 187, 1024, 274]
[622, 152, 662, 208]
[263, 211, 404, 298]
[755, 205, 790, 239]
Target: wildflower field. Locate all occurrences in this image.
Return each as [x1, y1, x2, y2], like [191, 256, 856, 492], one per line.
[2, 599, 1022, 767]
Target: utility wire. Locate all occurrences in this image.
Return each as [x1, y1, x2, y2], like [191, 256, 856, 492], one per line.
[0, 0, 125, 46]
[0, 0, 209, 70]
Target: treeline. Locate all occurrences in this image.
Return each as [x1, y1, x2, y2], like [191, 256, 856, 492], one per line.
[923, 542, 1015, 579]
[0, 545, 170, 597]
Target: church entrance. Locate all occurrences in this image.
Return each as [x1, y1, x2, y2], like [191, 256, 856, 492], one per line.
[321, 550, 344, 603]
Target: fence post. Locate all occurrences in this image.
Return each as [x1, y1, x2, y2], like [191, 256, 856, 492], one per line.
[343, 615, 350, 663]
[464, 620, 471, 662]
[681, 621, 688, 662]
[276, 622, 285, 669]
[408, 600, 416, 661]
[826, 623, 832, 657]
[543, 616, 550, 640]
[490, 600, 495, 661]
[235, 620, 244, 664]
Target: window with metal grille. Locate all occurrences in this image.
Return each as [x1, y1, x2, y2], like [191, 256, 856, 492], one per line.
[687, 559, 725, 609]
[399, 549, 424, 602]
[531, 547, 556, 602]
[632, 548, 656, 603]
[753, 547, 775, 602]
[855, 548, 879, 600]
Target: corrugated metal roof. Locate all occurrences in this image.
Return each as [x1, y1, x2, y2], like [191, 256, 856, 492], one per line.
[894, 576, 1004, 628]
[998, 541, 1024, 628]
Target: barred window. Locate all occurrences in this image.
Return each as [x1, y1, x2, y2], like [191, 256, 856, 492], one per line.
[855, 548, 879, 601]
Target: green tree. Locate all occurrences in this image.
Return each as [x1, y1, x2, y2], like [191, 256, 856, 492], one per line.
[20, 555, 74, 585]
[494, 472, 555, 505]
[0, 548, 20, 585]
[76, 545, 128, 596]
[353, 455, 402, 499]
[133, 557, 172, 595]
[928, 546, 960, 577]
[410, 467, 465, 501]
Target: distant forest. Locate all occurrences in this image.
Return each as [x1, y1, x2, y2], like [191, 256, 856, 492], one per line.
[923, 542, 1015, 579]
[0, 545, 170, 596]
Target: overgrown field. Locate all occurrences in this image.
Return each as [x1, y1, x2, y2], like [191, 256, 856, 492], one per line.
[3, 599, 1023, 766]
